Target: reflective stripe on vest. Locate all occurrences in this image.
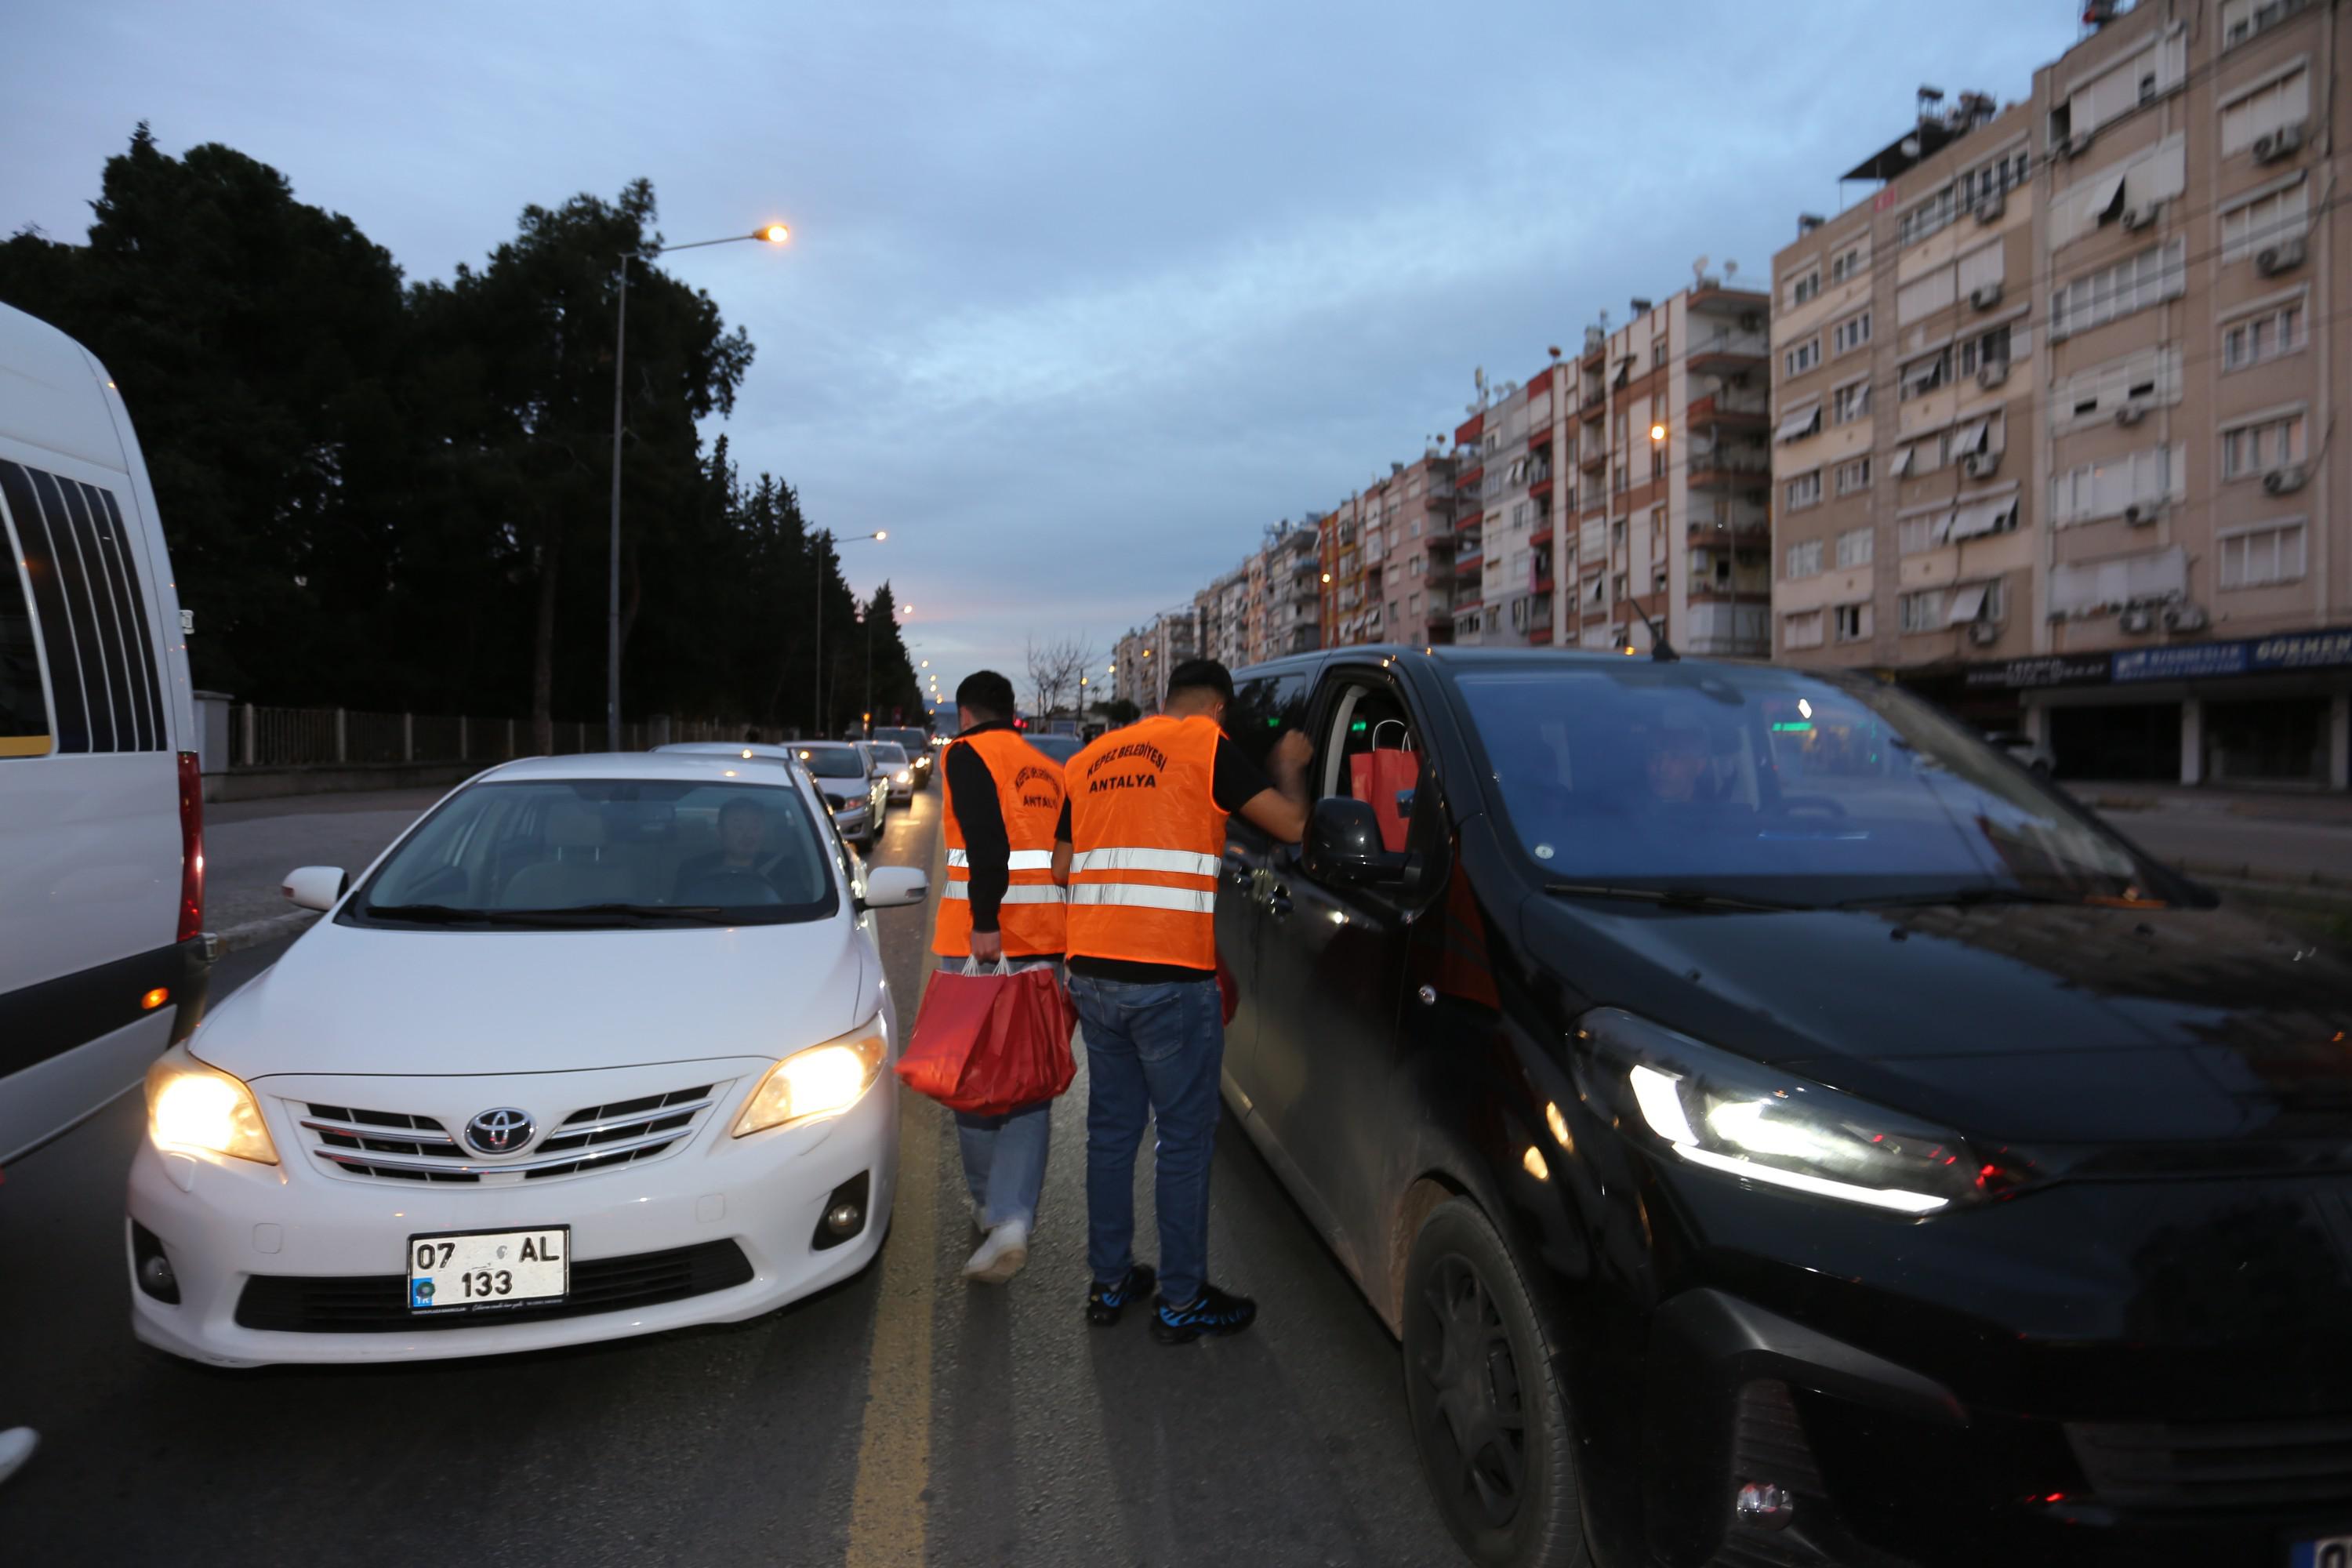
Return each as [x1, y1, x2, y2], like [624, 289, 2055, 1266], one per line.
[1064, 713, 1227, 970]
[932, 729, 1069, 959]
[947, 848, 1056, 871]
[943, 884, 1068, 904]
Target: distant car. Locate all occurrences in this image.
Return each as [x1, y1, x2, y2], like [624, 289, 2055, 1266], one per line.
[780, 742, 887, 848]
[872, 727, 933, 789]
[125, 750, 928, 1367]
[1022, 733, 1084, 766]
[1985, 730, 2055, 775]
[869, 741, 916, 804]
[853, 743, 893, 831]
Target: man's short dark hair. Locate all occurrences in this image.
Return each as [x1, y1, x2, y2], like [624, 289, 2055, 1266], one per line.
[956, 670, 1018, 722]
[1164, 659, 1236, 706]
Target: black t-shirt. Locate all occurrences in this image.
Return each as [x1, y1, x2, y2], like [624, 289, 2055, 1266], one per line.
[1056, 733, 1273, 985]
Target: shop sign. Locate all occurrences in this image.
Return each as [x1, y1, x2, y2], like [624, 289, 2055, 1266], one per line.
[1963, 653, 2111, 691]
[2112, 631, 2352, 684]
[2251, 630, 2352, 673]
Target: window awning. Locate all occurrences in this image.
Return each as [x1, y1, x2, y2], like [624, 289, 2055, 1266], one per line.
[1902, 357, 1944, 393]
[1890, 445, 1917, 477]
[2089, 171, 2128, 225]
[1775, 402, 1822, 443]
[1947, 499, 2014, 541]
[1945, 583, 1990, 626]
[1951, 419, 1990, 456]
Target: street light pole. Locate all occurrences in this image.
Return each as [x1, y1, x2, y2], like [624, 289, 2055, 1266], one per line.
[811, 527, 887, 738]
[607, 222, 789, 751]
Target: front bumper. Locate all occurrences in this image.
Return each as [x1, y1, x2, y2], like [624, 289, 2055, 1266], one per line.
[126, 1062, 897, 1367]
[1610, 1168, 2352, 1567]
[832, 803, 873, 839]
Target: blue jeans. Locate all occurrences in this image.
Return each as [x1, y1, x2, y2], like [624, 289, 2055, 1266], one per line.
[945, 956, 1059, 1232]
[1067, 972, 1224, 1308]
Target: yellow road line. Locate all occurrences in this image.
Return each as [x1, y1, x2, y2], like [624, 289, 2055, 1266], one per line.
[843, 813, 947, 1568]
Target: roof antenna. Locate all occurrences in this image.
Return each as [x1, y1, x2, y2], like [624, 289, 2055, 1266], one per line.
[1626, 601, 1679, 662]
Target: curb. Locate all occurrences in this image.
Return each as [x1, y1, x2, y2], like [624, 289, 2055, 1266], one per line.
[213, 909, 321, 955]
[2172, 858, 2352, 894]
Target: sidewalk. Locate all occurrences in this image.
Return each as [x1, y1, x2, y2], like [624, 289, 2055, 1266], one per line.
[2071, 781, 2352, 826]
[2068, 782, 2352, 894]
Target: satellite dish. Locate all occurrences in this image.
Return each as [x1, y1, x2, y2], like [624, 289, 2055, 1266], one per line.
[1724, 260, 1740, 281]
[1692, 255, 1710, 281]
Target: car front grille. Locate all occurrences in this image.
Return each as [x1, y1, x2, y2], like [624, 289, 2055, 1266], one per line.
[296, 1083, 724, 1185]
[234, 1240, 754, 1333]
[2067, 1414, 2352, 1511]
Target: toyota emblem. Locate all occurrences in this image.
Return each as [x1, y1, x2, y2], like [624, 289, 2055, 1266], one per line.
[465, 1107, 536, 1155]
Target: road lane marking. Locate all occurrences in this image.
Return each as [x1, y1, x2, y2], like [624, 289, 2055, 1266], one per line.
[843, 812, 946, 1568]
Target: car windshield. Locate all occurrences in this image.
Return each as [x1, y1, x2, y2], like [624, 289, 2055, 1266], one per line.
[876, 728, 927, 752]
[1454, 664, 2170, 907]
[1025, 735, 1083, 764]
[797, 746, 866, 779]
[345, 779, 839, 928]
[872, 742, 909, 765]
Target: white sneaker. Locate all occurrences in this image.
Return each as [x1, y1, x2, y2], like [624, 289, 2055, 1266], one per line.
[960, 1219, 1030, 1285]
[0, 1428, 37, 1486]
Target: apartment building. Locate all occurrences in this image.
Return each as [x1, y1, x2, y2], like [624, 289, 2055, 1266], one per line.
[1454, 372, 1557, 647]
[1316, 455, 1461, 649]
[1196, 562, 1252, 670]
[1258, 521, 1323, 661]
[1773, 0, 2349, 787]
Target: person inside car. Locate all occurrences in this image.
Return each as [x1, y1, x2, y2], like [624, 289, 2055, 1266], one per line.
[1641, 720, 1719, 806]
[675, 797, 785, 902]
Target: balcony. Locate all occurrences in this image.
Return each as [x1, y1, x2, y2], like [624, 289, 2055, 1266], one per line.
[1454, 546, 1483, 576]
[1686, 391, 1769, 431]
[1578, 396, 1606, 423]
[1686, 445, 1771, 490]
[1686, 328, 1770, 375]
[1687, 506, 1770, 539]
[1528, 625, 1554, 645]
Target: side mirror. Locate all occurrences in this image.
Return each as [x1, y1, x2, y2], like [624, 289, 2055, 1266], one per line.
[858, 866, 928, 909]
[282, 866, 349, 913]
[1300, 798, 1409, 886]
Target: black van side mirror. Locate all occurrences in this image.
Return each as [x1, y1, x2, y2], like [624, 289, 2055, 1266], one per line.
[1301, 797, 1410, 886]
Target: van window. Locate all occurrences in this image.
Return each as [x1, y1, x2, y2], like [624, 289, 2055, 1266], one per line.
[1229, 671, 1308, 767]
[0, 461, 166, 753]
[0, 524, 49, 758]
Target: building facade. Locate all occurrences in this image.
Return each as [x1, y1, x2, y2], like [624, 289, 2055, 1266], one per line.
[1773, 0, 2349, 787]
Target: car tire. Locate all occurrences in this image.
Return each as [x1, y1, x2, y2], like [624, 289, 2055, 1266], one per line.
[1401, 1198, 1587, 1568]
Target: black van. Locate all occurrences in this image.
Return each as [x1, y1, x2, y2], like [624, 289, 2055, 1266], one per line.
[1217, 644, 2352, 1568]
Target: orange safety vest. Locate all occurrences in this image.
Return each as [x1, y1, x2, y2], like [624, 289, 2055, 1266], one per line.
[933, 729, 1069, 958]
[1064, 714, 1227, 971]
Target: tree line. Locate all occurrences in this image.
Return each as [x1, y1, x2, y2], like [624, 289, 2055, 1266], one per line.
[0, 126, 922, 749]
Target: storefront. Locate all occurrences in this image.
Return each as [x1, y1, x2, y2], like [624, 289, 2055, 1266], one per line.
[1940, 631, 2352, 789]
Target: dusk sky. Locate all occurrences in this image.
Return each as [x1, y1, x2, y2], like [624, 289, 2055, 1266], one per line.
[5, 1, 2082, 706]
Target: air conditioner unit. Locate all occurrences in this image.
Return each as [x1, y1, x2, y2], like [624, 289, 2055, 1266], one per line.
[2120, 203, 2158, 231]
[2263, 465, 2309, 495]
[2164, 602, 2210, 633]
[1976, 360, 2010, 390]
[1968, 621, 2002, 646]
[2119, 605, 2157, 633]
[2059, 131, 2096, 161]
[2123, 502, 2156, 526]
[2253, 123, 2305, 164]
[1969, 282, 2004, 311]
[1975, 193, 2006, 224]
[2114, 403, 2148, 428]
[2256, 238, 2307, 276]
[1962, 451, 2002, 481]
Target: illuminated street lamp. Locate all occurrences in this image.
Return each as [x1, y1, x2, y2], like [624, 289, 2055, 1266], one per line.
[608, 220, 790, 750]
[812, 528, 887, 735]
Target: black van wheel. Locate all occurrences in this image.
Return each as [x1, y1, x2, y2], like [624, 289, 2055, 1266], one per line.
[1402, 1198, 1585, 1568]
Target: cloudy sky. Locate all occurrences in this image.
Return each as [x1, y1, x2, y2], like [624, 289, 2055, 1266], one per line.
[5, 0, 2078, 710]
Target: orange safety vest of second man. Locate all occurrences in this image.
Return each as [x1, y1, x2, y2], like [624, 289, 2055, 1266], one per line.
[933, 728, 1069, 959]
[1061, 713, 1228, 972]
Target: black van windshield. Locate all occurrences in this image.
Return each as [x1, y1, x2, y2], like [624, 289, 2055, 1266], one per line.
[1453, 665, 2171, 907]
[796, 746, 867, 779]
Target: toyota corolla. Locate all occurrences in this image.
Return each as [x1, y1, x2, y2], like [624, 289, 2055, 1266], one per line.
[125, 751, 925, 1367]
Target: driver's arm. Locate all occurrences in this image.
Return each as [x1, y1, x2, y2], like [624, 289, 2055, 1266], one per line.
[1225, 730, 1312, 845]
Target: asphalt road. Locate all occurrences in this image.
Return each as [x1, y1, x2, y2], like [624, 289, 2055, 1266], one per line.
[0, 782, 1459, 1568]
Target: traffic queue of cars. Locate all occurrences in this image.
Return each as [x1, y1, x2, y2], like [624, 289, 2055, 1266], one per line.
[1214, 644, 2352, 1568]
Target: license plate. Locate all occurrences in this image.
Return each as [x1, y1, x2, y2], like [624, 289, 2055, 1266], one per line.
[406, 1228, 568, 1315]
[2291, 1536, 2352, 1568]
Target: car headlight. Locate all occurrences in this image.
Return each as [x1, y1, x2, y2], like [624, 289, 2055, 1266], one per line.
[731, 1020, 887, 1137]
[1573, 1008, 2031, 1214]
[894, 770, 911, 785]
[144, 1047, 279, 1164]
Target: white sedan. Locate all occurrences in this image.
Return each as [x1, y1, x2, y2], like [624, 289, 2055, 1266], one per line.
[125, 751, 925, 1367]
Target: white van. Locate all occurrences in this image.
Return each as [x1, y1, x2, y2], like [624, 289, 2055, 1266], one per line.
[0, 300, 204, 1164]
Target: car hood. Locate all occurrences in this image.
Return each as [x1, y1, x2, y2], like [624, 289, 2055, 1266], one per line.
[191, 915, 873, 1080]
[1530, 895, 2352, 1146]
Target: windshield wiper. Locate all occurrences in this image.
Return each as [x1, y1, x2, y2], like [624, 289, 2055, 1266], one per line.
[360, 902, 497, 925]
[1544, 883, 1812, 913]
[497, 902, 755, 926]
[1834, 886, 2089, 911]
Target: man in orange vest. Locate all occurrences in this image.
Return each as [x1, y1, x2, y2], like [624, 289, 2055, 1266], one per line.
[1052, 659, 1309, 1342]
[934, 670, 1068, 1285]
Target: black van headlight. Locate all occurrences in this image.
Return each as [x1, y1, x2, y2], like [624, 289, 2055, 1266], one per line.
[1573, 1008, 2033, 1214]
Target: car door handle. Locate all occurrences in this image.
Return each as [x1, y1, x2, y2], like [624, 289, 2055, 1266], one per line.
[1266, 884, 1292, 919]
[1226, 864, 1254, 890]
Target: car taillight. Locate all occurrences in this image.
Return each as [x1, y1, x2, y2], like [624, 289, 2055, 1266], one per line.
[176, 750, 205, 943]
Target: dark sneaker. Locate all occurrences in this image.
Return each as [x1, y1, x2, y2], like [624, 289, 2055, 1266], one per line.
[1150, 1283, 1258, 1345]
[1087, 1264, 1156, 1327]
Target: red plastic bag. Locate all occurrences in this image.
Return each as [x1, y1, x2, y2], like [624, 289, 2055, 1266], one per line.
[1215, 953, 1238, 1025]
[895, 962, 1077, 1116]
[1348, 746, 1419, 853]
